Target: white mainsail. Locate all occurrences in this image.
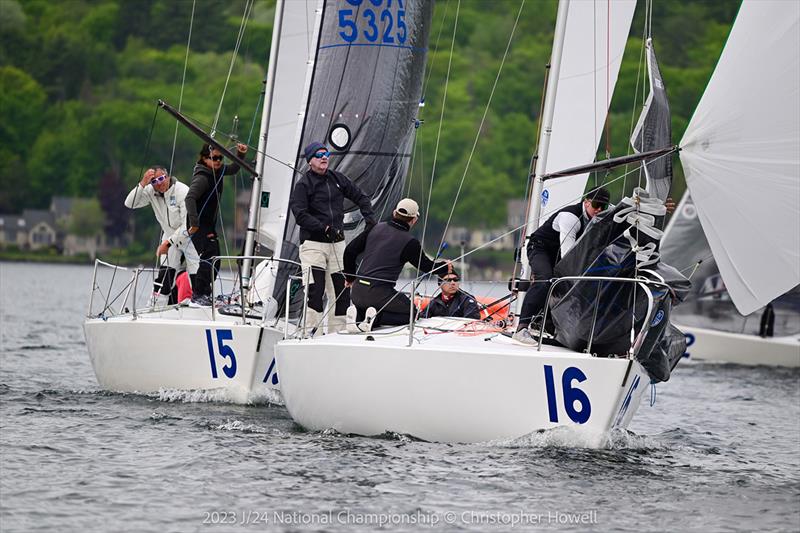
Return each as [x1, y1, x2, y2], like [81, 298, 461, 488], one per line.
[680, 0, 800, 315]
[256, 0, 322, 254]
[248, 0, 322, 306]
[536, 0, 636, 221]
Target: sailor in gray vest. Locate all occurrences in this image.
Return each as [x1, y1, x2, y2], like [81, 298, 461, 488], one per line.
[290, 141, 376, 336]
[344, 198, 450, 331]
[513, 187, 610, 344]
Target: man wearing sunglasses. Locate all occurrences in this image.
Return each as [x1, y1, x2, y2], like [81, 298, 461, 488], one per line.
[513, 186, 611, 344]
[124, 166, 200, 305]
[421, 269, 481, 320]
[290, 141, 376, 335]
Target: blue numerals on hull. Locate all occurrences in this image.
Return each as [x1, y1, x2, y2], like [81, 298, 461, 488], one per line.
[683, 332, 695, 358]
[338, 0, 407, 45]
[205, 329, 237, 379]
[543, 365, 591, 424]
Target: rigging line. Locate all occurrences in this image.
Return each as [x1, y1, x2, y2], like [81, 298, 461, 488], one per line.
[604, 0, 611, 158]
[169, 0, 196, 179]
[593, 0, 598, 183]
[116, 104, 162, 303]
[416, 0, 460, 284]
[622, 1, 649, 197]
[405, 133, 420, 197]
[436, 0, 525, 259]
[422, 0, 452, 99]
[212, 0, 254, 134]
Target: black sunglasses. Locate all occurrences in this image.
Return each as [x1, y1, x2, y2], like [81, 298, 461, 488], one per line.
[209, 155, 224, 162]
[591, 201, 607, 210]
[440, 277, 459, 284]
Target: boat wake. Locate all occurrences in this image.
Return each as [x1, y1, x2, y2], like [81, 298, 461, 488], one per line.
[484, 426, 666, 451]
[155, 387, 284, 406]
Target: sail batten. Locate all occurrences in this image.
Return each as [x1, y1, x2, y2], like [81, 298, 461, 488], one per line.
[680, 0, 800, 315]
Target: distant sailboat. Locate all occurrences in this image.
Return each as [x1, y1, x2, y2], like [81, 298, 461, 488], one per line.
[662, 193, 800, 367]
[672, 0, 800, 367]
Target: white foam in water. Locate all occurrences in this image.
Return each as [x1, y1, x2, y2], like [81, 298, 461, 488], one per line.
[154, 387, 284, 406]
[484, 426, 664, 450]
[214, 420, 267, 433]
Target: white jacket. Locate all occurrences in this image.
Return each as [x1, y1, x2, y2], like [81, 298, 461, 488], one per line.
[125, 178, 199, 273]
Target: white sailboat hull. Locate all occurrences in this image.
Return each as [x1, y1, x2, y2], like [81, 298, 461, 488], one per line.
[276, 319, 650, 443]
[84, 308, 284, 402]
[680, 324, 800, 367]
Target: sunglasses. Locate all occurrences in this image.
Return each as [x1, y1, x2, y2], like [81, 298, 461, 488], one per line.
[313, 151, 330, 159]
[591, 201, 607, 210]
[440, 277, 459, 284]
[208, 155, 224, 162]
[152, 174, 168, 184]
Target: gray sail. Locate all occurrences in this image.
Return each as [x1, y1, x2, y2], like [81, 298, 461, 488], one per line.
[273, 0, 433, 309]
[661, 192, 800, 336]
[630, 38, 673, 202]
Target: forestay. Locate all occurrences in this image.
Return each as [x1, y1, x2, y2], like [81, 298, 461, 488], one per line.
[679, 0, 800, 315]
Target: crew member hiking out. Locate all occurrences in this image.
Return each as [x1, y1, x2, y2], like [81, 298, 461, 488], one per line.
[290, 141, 376, 336]
[344, 198, 450, 332]
[184, 142, 248, 306]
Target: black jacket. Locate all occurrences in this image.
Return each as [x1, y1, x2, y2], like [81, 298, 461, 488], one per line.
[421, 291, 481, 319]
[290, 169, 375, 243]
[344, 220, 449, 285]
[185, 161, 241, 233]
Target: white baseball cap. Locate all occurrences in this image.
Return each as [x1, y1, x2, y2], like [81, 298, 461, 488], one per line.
[394, 198, 420, 218]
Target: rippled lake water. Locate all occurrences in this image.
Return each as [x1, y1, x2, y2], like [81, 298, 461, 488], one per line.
[1, 261, 798, 532]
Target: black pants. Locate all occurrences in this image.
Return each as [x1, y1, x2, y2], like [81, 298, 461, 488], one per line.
[190, 232, 220, 298]
[351, 281, 416, 327]
[154, 266, 178, 304]
[518, 241, 558, 329]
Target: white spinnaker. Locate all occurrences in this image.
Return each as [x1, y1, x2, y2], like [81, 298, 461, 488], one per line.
[257, 0, 321, 253]
[680, 0, 800, 315]
[537, 0, 636, 222]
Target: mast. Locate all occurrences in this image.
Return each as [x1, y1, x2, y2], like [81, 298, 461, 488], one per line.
[241, 0, 286, 296]
[516, 0, 570, 312]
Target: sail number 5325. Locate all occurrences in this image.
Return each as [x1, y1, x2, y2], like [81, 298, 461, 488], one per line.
[543, 365, 591, 424]
[338, 0, 407, 45]
[205, 329, 237, 379]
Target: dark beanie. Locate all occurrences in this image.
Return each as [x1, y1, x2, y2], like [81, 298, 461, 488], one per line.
[439, 268, 461, 282]
[303, 142, 326, 162]
[587, 186, 611, 208]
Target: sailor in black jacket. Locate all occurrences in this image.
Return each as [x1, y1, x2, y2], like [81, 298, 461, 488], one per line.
[513, 187, 610, 344]
[421, 270, 481, 320]
[185, 142, 248, 303]
[290, 142, 376, 335]
[344, 198, 449, 329]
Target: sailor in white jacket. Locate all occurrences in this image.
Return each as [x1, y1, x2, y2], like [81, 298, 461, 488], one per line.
[124, 167, 199, 303]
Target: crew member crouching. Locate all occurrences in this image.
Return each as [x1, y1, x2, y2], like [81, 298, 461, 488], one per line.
[344, 198, 449, 331]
